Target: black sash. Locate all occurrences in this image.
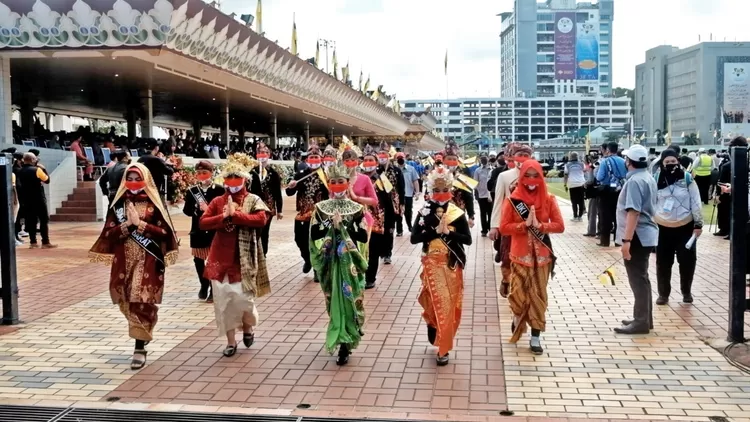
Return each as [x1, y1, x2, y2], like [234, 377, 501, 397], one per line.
[510, 198, 556, 277]
[189, 186, 208, 206]
[115, 205, 165, 265]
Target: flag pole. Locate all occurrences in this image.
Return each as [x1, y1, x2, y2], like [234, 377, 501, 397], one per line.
[444, 49, 449, 141]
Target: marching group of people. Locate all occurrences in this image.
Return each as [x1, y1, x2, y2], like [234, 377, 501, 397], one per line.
[84, 132, 747, 371]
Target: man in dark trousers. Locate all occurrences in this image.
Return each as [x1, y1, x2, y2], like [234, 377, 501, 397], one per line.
[715, 136, 748, 238]
[285, 141, 328, 277]
[595, 141, 627, 247]
[18, 152, 56, 249]
[251, 142, 284, 256]
[98, 149, 129, 202]
[137, 139, 174, 196]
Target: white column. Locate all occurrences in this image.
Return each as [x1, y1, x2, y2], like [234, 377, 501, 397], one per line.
[0, 57, 12, 143]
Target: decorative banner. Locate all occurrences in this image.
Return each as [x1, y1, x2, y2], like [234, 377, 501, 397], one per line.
[575, 18, 599, 86]
[722, 62, 750, 138]
[554, 12, 576, 80]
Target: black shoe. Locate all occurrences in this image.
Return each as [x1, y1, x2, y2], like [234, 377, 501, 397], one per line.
[583, 233, 596, 237]
[724, 235, 730, 240]
[614, 324, 650, 335]
[222, 343, 238, 357]
[596, 243, 611, 247]
[243, 332, 255, 348]
[481, 232, 488, 237]
[714, 231, 728, 237]
[656, 296, 668, 305]
[621, 319, 654, 329]
[396, 232, 403, 237]
[436, 353, 449, 366]
[198, 286, 208, 300]
[302, 262, 312, 274]
[337, 344, 350, 366]
[427, 325, 437, 345]
[682, 294, 693, 304]
[383, 257, 392, 265]
[365, 281, 376, 290]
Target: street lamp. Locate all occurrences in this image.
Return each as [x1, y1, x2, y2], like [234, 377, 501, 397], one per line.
[319, 39, 335, 73]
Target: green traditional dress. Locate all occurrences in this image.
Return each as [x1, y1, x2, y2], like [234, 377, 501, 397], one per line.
[310, 198, 369, 353]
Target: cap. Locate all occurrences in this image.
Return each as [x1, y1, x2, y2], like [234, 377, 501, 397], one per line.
[698, 147, 706, 153]
[626, 145, 648, 163]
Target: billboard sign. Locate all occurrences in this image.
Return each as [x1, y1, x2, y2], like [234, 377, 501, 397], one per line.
[554, 12, 576, 80]
[722, 62, 750, 138]
[575, 19, 599, 86]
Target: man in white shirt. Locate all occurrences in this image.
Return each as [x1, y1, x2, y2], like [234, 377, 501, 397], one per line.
[488, 142, 534, 297]
[564, 152, 587, 221]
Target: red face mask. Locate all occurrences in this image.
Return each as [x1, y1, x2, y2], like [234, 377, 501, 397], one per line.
[507, 161, 516, 169]
[515, 156, 529, 164]
[432, 192, 452, 203]
[363, 158, 377, 167]
[196, 172, 212, 182]
[323, 157, 336, 164]
[444, 159, 459, 167]
[328, 182, 348, 194]
[344, 159, 358, 168]
[125, 181, 146, 191]
[257, 153, 269, 159]
[307, 157, 322, 165]
[224, 177, 244, 188]
[378, 154, 389, 161]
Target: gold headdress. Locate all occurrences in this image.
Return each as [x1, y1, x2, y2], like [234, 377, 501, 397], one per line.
[326, 164, 351, 181]
[323, 144, 337, 158]
[444, 139, 460, 158]
[220, 161, 252, 180]
[426, 166, 454, 191]
[227, 152, 258, 171]
[338, 135, 362, 160]
[362, 143, 377, 159]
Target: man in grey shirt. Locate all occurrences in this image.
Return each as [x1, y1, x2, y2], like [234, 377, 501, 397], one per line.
[396, 153, 420, 236]
[615, 145, 659, 335]
[473, 153, 493, 237]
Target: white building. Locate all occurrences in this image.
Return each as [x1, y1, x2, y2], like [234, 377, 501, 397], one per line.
[402, 96, 631, 143]
[500, 0, 614, 98]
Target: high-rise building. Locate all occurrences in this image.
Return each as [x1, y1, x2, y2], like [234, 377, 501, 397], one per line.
[635, 42, 750, 142]
[500, 0, 614, 98]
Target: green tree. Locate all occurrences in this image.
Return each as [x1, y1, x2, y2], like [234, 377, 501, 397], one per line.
[605, 132, 619, 143]
[684, 132, 699, 145]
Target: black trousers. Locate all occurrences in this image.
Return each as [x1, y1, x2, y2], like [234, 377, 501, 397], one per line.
[656, 223, 696, 298]
[623, 235, 654, 329]
[261, 218, 272, 256]
[694, 175, 711, 204]
[478, 197, 492, 234]
[717, 193, 730, 234]
[26, 204, 50, 245]
[193, 257, 210, 292]
[569, 186, 585, 219]
[598, 191, 618, 246]
[367, 232, 389, 284]
[294, 220, 311, 265]
[396, 196, 414, 234]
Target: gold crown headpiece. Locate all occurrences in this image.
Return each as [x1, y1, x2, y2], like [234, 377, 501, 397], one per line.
[326, 164, 351, 181]
[426, 166, 454, 190]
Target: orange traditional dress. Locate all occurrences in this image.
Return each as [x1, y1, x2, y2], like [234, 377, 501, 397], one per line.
[411, 201, 472, 358]
[89, 163, 179, 342]
[499, 161, 564, 344]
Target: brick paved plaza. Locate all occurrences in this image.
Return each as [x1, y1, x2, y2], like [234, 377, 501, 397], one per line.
[1, 196, 749, 422]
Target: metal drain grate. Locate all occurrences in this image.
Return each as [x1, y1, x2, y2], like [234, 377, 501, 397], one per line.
[60, 408, 298, 422]
[0, 405, 68, 422]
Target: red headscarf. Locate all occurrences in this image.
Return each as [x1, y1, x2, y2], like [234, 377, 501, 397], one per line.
[510, 159, 548, 209]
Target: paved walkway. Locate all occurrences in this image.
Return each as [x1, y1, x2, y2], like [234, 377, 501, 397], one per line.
[0, 196, 748, 422]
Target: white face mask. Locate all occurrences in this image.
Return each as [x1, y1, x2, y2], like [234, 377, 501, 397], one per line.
[447, 166, 457, 172]
[363, 166, 377, 173]
[437, 200, 449, 206]
[525, 184, 537, 191]
[332, 191, 347, 199]
[378, 158, 389, 165]
[129, 189, 143, 194]
[308, 163, 321, 170]
[323, 161, 334, 168]
[227, 186, 242, 194]
[258, 158, 268, 164]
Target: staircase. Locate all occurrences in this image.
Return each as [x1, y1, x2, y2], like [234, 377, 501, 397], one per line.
[50, 181, 98, 222]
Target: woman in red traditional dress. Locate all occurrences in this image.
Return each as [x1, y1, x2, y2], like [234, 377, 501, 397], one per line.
[200, 162, 271, 358]
[90, 163, 179, 370]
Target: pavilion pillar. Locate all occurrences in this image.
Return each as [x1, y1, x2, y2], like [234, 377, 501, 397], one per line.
[305, 121, 310, 148]
[192, 118, 202, 140]
[125, 107, 137, 141]
[139, 89, 153, 139]
[45, 113, 53, 132]
[19, 100, 36, 138]
[220, 104, 230, 147]
[271, 114, 278, 149]
[0, 58, 11, 143]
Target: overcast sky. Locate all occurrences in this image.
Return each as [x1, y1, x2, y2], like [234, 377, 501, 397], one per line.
[221, 0, 750, 100]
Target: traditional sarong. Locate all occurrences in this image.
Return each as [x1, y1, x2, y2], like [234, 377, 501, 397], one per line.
[212, 276, 259, 336]
[418, 241, 464, 357]
[507, 262, 550, 343]
[118, 302, 158, 341]
[499, 235, 512, 282]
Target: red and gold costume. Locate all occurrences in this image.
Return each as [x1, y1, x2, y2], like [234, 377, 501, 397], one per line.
[90, 163, 178, 342]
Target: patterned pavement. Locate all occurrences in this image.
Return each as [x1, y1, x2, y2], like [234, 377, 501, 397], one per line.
[0, 196, 749, 422]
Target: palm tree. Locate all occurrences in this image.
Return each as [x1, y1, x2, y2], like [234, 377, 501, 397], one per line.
[684, 132, 699, 146]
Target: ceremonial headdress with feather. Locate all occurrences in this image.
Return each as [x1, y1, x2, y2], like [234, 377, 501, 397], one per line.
[426, 165, 454, 191]
[307, 139, 321, 156]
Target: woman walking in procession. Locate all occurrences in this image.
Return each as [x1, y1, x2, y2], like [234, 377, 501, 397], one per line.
[310, 164, 369, 366]
[183, 160, 225, 302]
[499, 160, 564, 355]
[89, 163, 179, 370]
[411, 167, 472, 366]
[200, 160, 271, 358]
[653, 149, 703, 305]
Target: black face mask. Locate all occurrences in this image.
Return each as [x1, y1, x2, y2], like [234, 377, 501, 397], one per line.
[397, 158, 405, 165]
[490, 158, 496, 163]
[480, 158, 488, 165]
[664, 163, 679, 174]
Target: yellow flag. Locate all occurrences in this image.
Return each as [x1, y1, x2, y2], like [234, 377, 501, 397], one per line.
[363, 74, 370, 93]
[256, 0, 263, 34]
[316, 167, 327, 186]
[666, 119, 672, 146]
[291, 15, 298, 56]
[377, 173, 393, 193]
[585, 127, 591, 154]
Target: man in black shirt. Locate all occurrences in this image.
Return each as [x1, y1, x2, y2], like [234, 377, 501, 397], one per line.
[99, 149, 130, 201]
[137, 139, 174, 196]
[17, 153, 56, 249]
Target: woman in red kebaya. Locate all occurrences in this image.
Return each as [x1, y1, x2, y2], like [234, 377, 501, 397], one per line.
[90, 163, 179, 370]
[200, 162, 271, 357]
